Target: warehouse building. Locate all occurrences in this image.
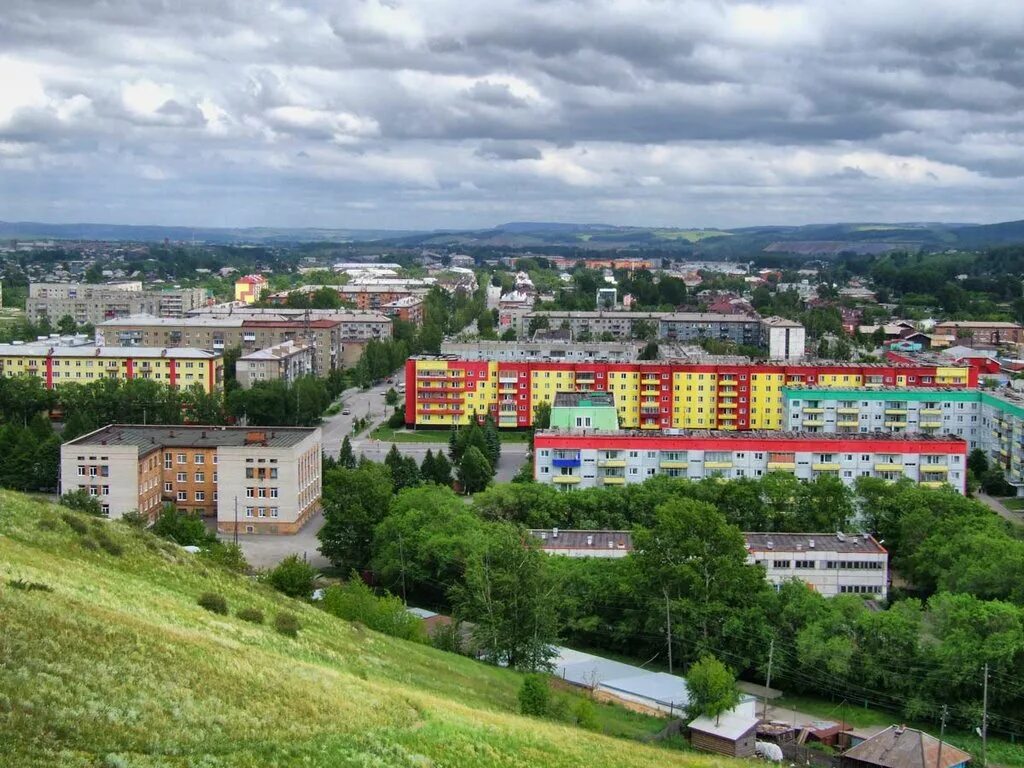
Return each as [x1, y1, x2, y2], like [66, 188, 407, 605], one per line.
[745, 532, 889, 599]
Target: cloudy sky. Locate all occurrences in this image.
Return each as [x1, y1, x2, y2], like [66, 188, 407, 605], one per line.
[2, 0, 1024, 230]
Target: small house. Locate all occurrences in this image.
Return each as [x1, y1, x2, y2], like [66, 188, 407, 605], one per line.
[688, 698, 759, 758]
[841, 725, 971, 768]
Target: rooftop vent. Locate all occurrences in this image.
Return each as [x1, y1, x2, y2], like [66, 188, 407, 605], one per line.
[586, 535, 594, 546]
[552, 527, 559, 539]
[809, 539, 815, 548]
[766, 541, 774, 550]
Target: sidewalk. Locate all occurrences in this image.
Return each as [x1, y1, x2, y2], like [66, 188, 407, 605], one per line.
[976, 492, 1024, 527]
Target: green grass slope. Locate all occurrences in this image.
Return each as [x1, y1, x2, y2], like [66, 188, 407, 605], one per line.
[0, 492, 737, 768]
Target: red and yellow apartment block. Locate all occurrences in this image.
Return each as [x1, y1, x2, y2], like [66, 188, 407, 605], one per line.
[234, 274, 269, 304]
[0, 345, 224, 393]
[404, 357, 976, 430]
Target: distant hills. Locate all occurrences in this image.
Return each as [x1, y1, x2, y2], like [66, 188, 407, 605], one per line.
[4, 217, 1024, 254]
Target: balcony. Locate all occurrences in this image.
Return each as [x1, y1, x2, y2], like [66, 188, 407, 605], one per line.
[920, 481, 946, 489]
[598, 459, 626, 468]
[718, 401, 737, 409]
[767, 462, 796, 471]
[803, 407, 824, 414]
[837, 407, 859, 415]
[602, 477, 626, 485]
[837, 420, 859, 428]
[551, 457, 581, 468]
[704, 461, 733, 469]
[812, 463, 841, 471]
[920, 421, 943, 429]
[884, 421, 908, 428]
[885, 408, 907, 415]
[553, 475, 581, 485]
[802, 419, 824, 427]
[921, 408, 942, 416]
[659, 460, 688, 469]
[874, 463, 903, 471]
[921, 465, 949, 474]
[718, 412, 737, 420]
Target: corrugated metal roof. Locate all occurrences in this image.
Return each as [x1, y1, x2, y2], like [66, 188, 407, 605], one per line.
[843, 726, 971, 768]
[745, 532, 886, 555]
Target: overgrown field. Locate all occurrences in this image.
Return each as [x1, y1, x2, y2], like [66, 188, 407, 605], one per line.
[0, 491, 738, 768]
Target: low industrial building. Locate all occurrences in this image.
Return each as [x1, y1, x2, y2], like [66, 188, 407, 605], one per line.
[0, 343, 223, 392]
[60, 425, 322, 534]
[236, 340, 315, 389]
[532, 430, 967, 492]
[528, 528, 633, 557]
[745, 532, 889, 599]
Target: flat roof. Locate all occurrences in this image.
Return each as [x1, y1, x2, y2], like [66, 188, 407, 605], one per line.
[745, 532, 886, 554]
[0, 344, 218, 359]
[553, 391, 616, 408]
[99, 314, 246, 328]
[238, 341, 314, 361]
[408, 354, 961, 370]
[65, 424, 317, 450]
[529, 529, 633, 550]
[536, 428, 964, 442]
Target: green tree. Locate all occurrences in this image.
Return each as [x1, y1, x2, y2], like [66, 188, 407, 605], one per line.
[338, 435, 357, 469]
[451, 524, 560, 671]
[420, 448, 437, 482]
[385, 387, 399, 406]
[151, 506, 214, 547]
[321, 577, 426, 642]
[317, 463, 394, 571]
[60, 489, 103, 516]
[457, 445, 493, 494]
[968, 448, 990, 477]
[431, 451, 453, 486]
[265, 554, 318, 599]
[518, 675, 551, 716]
[57, 314, 77, 335]
[686, 654, 740, 724]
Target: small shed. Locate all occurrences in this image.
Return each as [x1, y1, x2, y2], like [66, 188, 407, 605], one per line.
[689, 700, 759, 758]
[841, 725, 971, 768]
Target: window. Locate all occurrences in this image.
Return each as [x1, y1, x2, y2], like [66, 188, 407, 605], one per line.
[194, 454, 205, 464]
[794, 560, 815, 569]
[270, 507, 279, 518]
[176, 472, 186, 482]
[176, 491, 187, 501]
[164, 453, 172, 469]
[76, 465, 85, 476]
[772, 560, 791, 569]
[245, 467, 254, 479]
[258, 487, 267, 498]
[195, 491, 205, 501]
[177, 453, 187, 464]
[270, 487, 279, 498]
[245, 506, 254, 518]
[164, 482, 172, 493]
[245, 487, 254, 498]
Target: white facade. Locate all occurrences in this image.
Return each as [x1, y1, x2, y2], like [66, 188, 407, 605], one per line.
[762, 318, 806, 362]
[745, 532, 889, 599]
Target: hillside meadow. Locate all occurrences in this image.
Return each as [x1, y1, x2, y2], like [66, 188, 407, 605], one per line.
[0, 491, 742, 768]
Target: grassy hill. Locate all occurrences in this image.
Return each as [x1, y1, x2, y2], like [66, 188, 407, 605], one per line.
[0, 491, 737, 768]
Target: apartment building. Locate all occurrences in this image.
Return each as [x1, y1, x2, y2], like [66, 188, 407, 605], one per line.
[532, 430, 967, 492]
[0, 343, 223, 392]
[98, 314, 353, 374]
[782, 386, 1024, 493]
[234, 274, 269, 304]
[60, 424, 322, 534]
[186, 306, 393, 341]
[745, 532, 889, 599]
[382, 295, 424, 326]
[27, 282, 208, 325]
[236, 340, 315, 389]
[760, 317, 806, 362]
[404, 356, 975, 430]
[336, 278, 432, 310]
[933, 320, 1024, 347]
[440, 339, 645, 362]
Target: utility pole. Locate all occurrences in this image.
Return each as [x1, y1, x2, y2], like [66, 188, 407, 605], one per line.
[233, 496, 238, 546]
[664, 589, 673, 675]
[398, 533, 408, 605]
[982, 663, 989, 768]
[937, 704, 948, 768]
[763, 638, 775, 720]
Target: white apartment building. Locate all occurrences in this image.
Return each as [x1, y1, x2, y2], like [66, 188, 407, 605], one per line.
[745, 532, 889, 599]
[236, 340, 315, 388]
[533, 430, 967, 493]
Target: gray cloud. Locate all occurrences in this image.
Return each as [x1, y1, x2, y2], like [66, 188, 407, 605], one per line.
[1, 0, 1024, 229]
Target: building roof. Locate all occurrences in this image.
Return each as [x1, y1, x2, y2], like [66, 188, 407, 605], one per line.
[238, 340, 314, 361]
[383, 295, 423, 307]
[65, 424, 318, 450]
[99, 314, 246, 328]
[0, 344, 218, 359]
[935, 320, 1021, 329]
[236, 274, 267, 285]
[552, 391, 616, 408]
[842, 725, 971, 768]
[689, 710, 759, 741]
[745, 532, 887, 555]
[536, 428, 964, 443]
[762, 316, 804, 327]
[529, 529, 633, 551]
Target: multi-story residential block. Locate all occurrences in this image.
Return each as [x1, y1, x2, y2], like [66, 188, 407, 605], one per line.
[60, 424, 322, 533]
[234, 274, 268, 304]
[782, 386, 1024, 493]
[236, 340, 315, 389]
[404, 356, 975, 430]
[382, 295, 424, 326]
[186, 306, 393, 341]
[532, 430, 967, 493]
[933, 320, 1024, 347]
[744, 532, 889, 599]
[549, 391, 620, 430]
[98, 313, 378, 374]
[334, 278, 432, 310]
[760, 317, 806, 361]
[0, 343, 223, 392]
[439, 339, 644, 362]
[26, 282, 207, 325]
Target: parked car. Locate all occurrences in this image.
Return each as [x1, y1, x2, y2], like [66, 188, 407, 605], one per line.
[341, 408, 351, 415]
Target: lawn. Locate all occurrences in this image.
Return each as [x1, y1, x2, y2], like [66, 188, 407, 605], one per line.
[999, 497, 1024, 511]
[0, 491, 724, 768]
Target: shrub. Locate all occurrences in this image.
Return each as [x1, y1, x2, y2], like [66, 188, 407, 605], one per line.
[61, 512, 89, 535]
[265, 554, 318, 598]
[236, 607, 265, 624]
[320, 579, 426, 642]
[118, 510, 148, 530]
[93, 530, 124, 557]
[518, 675, 550, 717]
[197, 592, 228, 615]
[60, 489, 104, 516]
[201, 542, 250, 573]
[274, 611, 300, 637]
[573, 698, 599, 730]
[80, 537, 99, 551]
[36, 517, 60, 531]
[8, 579, 53, 592]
